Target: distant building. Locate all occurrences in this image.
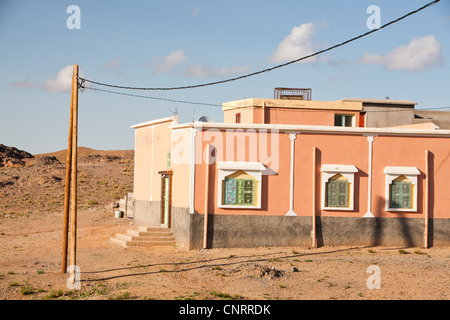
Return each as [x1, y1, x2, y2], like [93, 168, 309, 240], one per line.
[118, 89, 450, 249]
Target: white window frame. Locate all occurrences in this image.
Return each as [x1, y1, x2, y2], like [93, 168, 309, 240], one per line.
[384, 166, 420, 212]
[217, 162, 264, 209]
[321, 164, 358, 211]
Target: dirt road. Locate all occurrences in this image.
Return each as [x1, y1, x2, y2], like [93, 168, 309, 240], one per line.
[0, 208, 448, 301]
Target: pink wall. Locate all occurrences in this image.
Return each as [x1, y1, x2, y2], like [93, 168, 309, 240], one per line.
[193, 129, 449, 219]
[224, 107, 363, 127]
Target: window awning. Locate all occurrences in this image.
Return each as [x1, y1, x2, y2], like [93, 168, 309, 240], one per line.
[217, 162, 265, 171]
[384, 166, 420, 176]
[321, 164, 358, 173]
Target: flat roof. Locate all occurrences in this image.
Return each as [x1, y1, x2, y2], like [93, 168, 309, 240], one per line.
[171, 122, 450, 137]
[130, 115, 178, 129]
[222, 97, 417, 111]
[342, 98, 417, 106]
[222, 98, 363, 111]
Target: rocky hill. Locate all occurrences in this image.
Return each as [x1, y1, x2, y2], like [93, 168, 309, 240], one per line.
[0, 145, 134, 216]
[0, 144, 34, 168]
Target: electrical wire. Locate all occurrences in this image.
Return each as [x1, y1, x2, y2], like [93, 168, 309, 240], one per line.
[82, 84, 449, 113]
[82, 86, 222, 107]
[79, 0, 440, 91]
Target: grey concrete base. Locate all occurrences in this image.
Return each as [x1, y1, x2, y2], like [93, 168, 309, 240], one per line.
[185, 213, 450, 250]
[133, 200, 161, 227]
[171, 207, 191, 249]
[131, 202, 450, 249]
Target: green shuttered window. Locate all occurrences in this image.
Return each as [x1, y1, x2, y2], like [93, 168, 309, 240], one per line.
[326, 180, 349, 208]
[224, 178, 255, 206]
[389, 181, 412, 209]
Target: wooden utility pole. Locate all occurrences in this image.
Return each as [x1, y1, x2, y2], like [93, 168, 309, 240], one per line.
[61, 72, 74, 273]
[62, 64, 79, 275]
[70, 64, 79, 277]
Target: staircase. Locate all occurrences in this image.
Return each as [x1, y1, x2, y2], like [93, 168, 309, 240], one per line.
[110, 226, 176, 248]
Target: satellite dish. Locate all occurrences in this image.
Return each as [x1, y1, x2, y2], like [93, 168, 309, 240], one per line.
[197, 116, 213, 122]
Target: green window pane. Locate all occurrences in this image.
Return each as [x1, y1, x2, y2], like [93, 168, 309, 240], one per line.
[166, 151, 171, 168]
[344, 115, 353, 127]
[224, 178, 237, 205]
[326, 180, 349, 207]
[390, 181, 412, 208]
[236, 179, 255, 205]
[335, 114, 353, 127]
[225, 178, 255, 206]
[334, 115, 343, 126]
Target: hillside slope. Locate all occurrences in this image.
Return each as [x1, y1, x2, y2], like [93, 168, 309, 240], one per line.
[0, 146, 134, 215]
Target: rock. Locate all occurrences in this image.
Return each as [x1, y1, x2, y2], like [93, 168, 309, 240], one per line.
[86, 154, 120, 163]
[35, 156, 60, 166]
[259, 266, 284, 279]
[37, 175, 62, 185]
[0, 144, 33, 168]
[0, 176, 19, 188]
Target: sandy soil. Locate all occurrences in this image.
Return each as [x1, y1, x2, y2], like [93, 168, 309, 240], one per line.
[0, 207, 448, 301]
[0, 148, 448, 301]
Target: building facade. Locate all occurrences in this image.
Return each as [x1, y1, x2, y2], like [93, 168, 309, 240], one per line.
[128, 95, 450, 249]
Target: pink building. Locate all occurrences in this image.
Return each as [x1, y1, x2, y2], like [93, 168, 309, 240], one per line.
[120, 92, 450, 249]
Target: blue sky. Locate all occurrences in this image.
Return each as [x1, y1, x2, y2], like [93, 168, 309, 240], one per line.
[1, 0, 449, 154]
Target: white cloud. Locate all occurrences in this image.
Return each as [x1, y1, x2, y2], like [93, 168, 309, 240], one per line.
[185, 64, 250, 78]
[13, 65, 81, 93]
[152, 49, 188, 74]
[360, 35, 444, 71]
[270, 22, 319, 64]
[43, 65, 74, 93]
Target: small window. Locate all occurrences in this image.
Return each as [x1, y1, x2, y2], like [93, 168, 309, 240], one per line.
[166, 151, 171, 168]
[335, 114, 354, 127]
[389, 177, 412, 209]
[384, 167, 419, 212]
[224, 177, 255, 205]
[218, 162, 264, 209]
[235, 113, 241, 123]
[321, 165, 358, 211]
[326, 174, 349, 208]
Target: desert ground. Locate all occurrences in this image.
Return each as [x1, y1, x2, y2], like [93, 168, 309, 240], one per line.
[0, 146, 449, 301]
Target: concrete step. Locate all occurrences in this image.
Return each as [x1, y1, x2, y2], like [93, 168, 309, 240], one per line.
[109, 237, 176, 248]
[116, 233, 175, 242]
[125, 240, 176, 247]
[109, 237, 128, 248]
[126, 230, 174, 237]
[110, 226, 176, 248]
[137, 226, 172, 233]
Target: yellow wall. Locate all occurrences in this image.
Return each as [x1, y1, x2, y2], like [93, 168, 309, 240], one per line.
[134, 126, 153, 201]
[133, 118, 175, 202]
[171, 128, 191, 207]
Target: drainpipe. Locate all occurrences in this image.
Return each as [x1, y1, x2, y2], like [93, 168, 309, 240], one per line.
[203, 144, 211, 249]
[363, 135, 376, 218]
[189, 128, 198, 214]
[424, 150, 429, 248]
[285, 133, 297, 216]
[312, 147, 317, 248]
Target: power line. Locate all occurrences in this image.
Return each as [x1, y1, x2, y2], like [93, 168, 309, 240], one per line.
[82, 85, 449, 113]
[79, 0, 440, 91]
[82, 86, 222, 107]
